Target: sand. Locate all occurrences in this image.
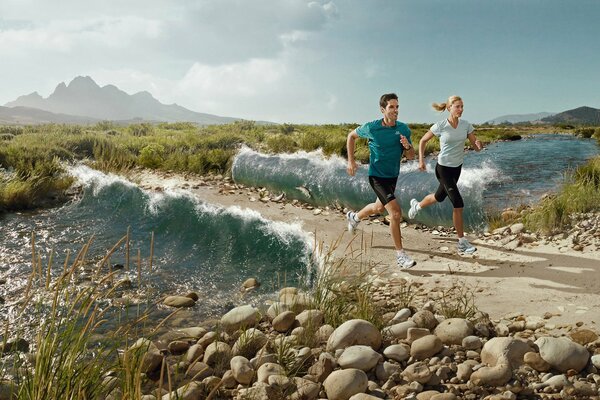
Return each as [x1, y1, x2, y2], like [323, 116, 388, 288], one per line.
[128, 169, 600, 330]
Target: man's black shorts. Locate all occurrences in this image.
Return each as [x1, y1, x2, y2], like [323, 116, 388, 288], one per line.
[368, 176, 398, 206]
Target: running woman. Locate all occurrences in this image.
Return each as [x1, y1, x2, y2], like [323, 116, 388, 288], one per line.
[408, 95, 483, 254]
[346, 93, 417, 268]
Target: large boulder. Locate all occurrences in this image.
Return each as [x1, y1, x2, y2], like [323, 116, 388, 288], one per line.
[480, 337, 533, 369]
[433, 318, 473, 345]
[220, 305, 260, 333]
[326, 319, 382, 352]
[337, 345, 382, 371]
[323, 369, 368, 400]
[535, 337, 589, 373]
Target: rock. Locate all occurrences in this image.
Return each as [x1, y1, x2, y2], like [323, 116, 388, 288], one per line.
[431, 394, 458, 400]
[402, 362, 432, 384]
[296, 309, 324, 328]
[127, 338, 163, 373]
[230, 355, 254, 385]
[407, 327, 431, 343]
[326, 319, 382, 352]
[177, 327, 207, 339]
[337, 345, 382, 372]
[412, 310, 438, 330]
[236, 384, 278, 400]
[220, 305, 260, 333]
[391, 308, 412, 323]
[167, 340, 189, 355]
[591, 354, 600, 369]
[293, 377, 321, 400]
[231, 328, 268, 359]
[456, 362, 473, 382]
[266, 301, 292, 320]
[382, 320, 417, 340]
[256, 362, 285, 383]
[349, 394, 382, 400]
[569, 328, 598, 345]
[410, 335, 443, 360]
[323, 369, 368, 400]
[160, 381, 202, 400]
[316, 324, 335, 343]
[185, 361, 213, 381]
[0, 338, 29, 353]
[308, 352, 336, 382]
[203, 341, 232, 367]
[434, 318, 473, 345]
[184, 291, 199, 301]
[535, 337, 589, 373]
[185, 344, 204, 364]
[523, 351, 551, 372]
[163, 295, 195, 308]
[241, 277, 260, 290]
[469, 363, 512, 387]
[383, 344, 410, 362]
[509, 223, 524, 234]
[480, 337, 532, 369]
[272, 310, 296, 332]
[462, 336, 482, 350]
[376, 361, 401, 382]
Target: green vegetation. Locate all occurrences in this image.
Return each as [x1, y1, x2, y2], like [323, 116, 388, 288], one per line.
[523, 155, 600, 233]
[0, 121, 596, 212]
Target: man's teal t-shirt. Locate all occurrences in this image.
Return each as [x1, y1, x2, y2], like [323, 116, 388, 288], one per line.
[356, 119, 412, 178]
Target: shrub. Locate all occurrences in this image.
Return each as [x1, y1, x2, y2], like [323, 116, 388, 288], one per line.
[265, 134, 298, 153]
[138, 143, 165, 169]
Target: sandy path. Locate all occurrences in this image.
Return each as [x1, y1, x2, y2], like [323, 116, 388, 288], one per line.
[130, 169, 600, 329]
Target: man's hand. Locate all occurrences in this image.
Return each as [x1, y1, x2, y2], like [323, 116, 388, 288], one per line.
[400, 135, 411, 149]
[347, 160, 358, 176]
[475, 140, 483, 151]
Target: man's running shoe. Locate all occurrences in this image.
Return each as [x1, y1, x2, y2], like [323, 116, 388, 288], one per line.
[408, 198, 420, 219]
[397, 251, 416, 269]
[458, 237, 477, 254]
[346, 211, 360, 233]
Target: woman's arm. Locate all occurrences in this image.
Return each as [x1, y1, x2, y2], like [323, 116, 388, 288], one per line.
[418, 130, 435, 171]
[467, 132, 483, 151]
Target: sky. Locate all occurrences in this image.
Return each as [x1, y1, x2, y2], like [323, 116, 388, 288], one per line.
[1, 0, 599, 124]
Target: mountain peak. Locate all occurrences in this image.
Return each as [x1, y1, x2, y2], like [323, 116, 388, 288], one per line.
[68, 76, 100, 89]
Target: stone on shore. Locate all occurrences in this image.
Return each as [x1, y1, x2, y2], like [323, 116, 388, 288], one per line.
[410, 335, 443, 360]
[230, 355, 254, 385]
[535, 336, 589, 372]
[220, 304, 260, 333]
[480, 337, 532, 368]
[323, 369, 368, 400]
[433, 318, 473, 345]
[163, 295, 195, 308]
[337, 345, 382, 371]
[326, 319, 382, 352]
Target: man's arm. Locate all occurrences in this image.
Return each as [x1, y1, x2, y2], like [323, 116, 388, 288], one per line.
[346, 130, 359, 176]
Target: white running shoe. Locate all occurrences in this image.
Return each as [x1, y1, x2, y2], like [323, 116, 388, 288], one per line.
[346, 211, 360, 233]
[408, 198, 420, 219]
[397, 251, 416, 269]
[457, 237, 477, 254]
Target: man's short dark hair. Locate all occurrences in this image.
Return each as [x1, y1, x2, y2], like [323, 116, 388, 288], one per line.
[380, 93, 398, 108]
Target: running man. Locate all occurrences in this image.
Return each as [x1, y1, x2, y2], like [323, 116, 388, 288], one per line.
[346, 93, 417, 268]
[408, 95, 483, 254]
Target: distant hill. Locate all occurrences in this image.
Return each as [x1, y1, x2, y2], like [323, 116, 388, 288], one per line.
[485, 112, 555, 125]
[0, 105, 99, 125]
[4, 76, 241, 125]
[541, 106, 600, 125]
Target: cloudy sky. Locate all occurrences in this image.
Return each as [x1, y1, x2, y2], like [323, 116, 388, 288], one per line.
[1, 0, 599, 124]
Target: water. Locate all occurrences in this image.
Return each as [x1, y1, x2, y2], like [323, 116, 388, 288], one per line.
[1, 134, 597, 330]
[233, 134, 599, 229]
[0, 166, 315, 325]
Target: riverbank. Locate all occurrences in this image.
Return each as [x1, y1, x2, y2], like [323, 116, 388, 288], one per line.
[128, 168, 600, 330]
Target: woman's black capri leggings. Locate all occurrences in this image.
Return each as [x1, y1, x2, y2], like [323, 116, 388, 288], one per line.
[434, 163, 464, 208]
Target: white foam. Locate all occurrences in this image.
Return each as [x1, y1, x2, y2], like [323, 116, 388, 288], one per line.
[68, 164, 137, 195]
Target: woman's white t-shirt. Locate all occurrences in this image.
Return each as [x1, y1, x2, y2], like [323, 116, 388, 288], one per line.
[431, 119, 474, 167]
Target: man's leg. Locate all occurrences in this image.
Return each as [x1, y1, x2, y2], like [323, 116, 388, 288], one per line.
[356, 198, 386, 221]
[384, 199, 403, 250]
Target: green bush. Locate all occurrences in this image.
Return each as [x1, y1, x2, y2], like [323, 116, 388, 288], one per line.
[138, 143, 165, 169]
[265, 134, 298, 153]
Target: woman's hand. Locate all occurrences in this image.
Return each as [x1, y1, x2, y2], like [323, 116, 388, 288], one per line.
[418, 161, 426, 171]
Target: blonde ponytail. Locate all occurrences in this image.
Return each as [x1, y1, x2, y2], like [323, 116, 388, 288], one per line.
[432, 95, 462, 112]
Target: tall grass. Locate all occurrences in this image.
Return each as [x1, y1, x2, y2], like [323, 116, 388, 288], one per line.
[524, 156, 600, 233]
